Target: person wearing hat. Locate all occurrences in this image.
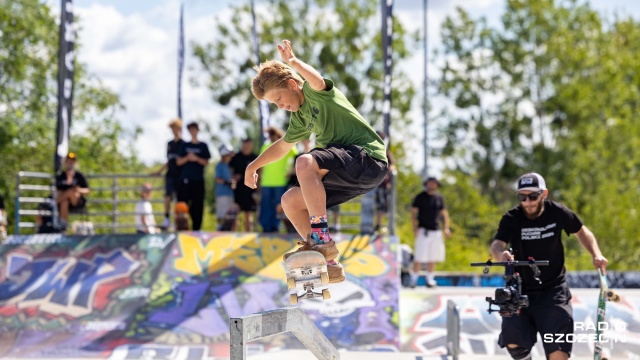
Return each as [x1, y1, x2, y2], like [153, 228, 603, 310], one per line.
[410, 176, 451, 288]
[152, 118, 186, 229]
[491, 172, 608, 360]
[135, 183, 159, 234]
[55, 152, 90, 225]
[176, 122, 211, 231]
[215, 144, 236, 230]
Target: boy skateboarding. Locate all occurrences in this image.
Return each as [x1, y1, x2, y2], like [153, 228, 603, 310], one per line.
[245, 40, 389, 284]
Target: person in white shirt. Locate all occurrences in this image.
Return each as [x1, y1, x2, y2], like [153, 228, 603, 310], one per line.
[136, 183, 159, 234]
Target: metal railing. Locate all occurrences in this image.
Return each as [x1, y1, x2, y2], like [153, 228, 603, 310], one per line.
[230, 307, 339, 360]
[15, 172, 165, 234]
[447, 299, 460, 360]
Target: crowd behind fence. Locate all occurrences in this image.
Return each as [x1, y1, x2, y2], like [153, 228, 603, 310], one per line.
[14, 171, 395, 235]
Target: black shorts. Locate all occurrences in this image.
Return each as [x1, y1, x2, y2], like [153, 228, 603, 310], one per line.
[498, 282, 574, 356]
[234, 187, 256, 212]
[70, 196, 86, 210]
[165, 175, 179, 197]
[303, 144, 388, 208]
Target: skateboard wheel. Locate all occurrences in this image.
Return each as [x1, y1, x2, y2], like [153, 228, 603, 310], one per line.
[287, 277, 296, 289]
[289, 294, 298, 305]
[322, 289, 330, 300]
[611, 294, 620, 302]
[320, 272, 329, 284]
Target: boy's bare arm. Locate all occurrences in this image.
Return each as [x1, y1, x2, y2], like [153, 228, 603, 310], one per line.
[245, 139, 296, 189]
[278, 40, 325, 91]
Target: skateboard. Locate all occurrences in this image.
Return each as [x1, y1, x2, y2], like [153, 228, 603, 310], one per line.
[174, 201, 190, 231]
[284, 251, 330, 305]
[594, 268, 620, 360]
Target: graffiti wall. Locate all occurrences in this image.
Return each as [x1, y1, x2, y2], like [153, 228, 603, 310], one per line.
[0, 232, 400, 359]
[400, 288, 640, 359]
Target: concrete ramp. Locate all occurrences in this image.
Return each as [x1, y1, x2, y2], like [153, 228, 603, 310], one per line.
[0, 232, 401, 358]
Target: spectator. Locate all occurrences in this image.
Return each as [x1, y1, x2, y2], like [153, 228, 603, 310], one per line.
[135, 183, 159, 234]
[0, 192, 6, 239]
[35, 195, 57, 234]
[152, 118, 186, 229]
[229, 138, 258, 231]
[176, 122, 211, 231]
[410, 177, 451, 288]
[258, 127, 298, 232]
[56, 152, 90, 226]
[215, 144, 236, 230]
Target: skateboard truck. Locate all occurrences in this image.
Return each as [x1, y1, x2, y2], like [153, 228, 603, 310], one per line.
[284, 251, 331, 305]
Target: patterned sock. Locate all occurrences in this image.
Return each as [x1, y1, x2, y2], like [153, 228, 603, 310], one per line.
[310, 214, 330, 244]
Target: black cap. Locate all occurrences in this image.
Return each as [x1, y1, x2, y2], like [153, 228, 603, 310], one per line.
[424, 177, 440, 186]
[66, 152, 77, 160]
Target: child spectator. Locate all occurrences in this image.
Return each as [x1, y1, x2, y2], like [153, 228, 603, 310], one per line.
[215, 144, 235, 230]
[135, 183, 159, 234]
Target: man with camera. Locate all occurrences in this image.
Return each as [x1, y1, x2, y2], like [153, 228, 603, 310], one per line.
[490, 172, 608, 360]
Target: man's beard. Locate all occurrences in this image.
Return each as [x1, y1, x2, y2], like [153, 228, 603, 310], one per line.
[523, 200, 544, 219]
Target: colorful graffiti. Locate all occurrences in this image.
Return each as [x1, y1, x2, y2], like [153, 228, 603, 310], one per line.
[0, 232, 400, 358]
[400, 288, 640, 358]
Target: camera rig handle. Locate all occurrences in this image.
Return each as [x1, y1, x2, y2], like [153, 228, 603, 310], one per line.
[470, 258, 550, 283]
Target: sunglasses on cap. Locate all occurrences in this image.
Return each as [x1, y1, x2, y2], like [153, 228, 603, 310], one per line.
[517, 190, 543, 202]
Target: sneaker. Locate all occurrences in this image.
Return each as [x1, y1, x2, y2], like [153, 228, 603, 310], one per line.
[311, 239, 339, 261]
[327, 262, 346, 283]
[283, 238, 314, 261]
[426, 280, 438, 288]
[283, 234, 340, 262]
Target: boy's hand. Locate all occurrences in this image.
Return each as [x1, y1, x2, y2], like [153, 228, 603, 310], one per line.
[277, 40, 297, 65]
[244, 166, 259, 189]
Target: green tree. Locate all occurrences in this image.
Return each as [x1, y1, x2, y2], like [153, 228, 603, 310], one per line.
[0, 0, 144, 234]
[434, 0, 640, 269]
[192, 0, 416, 145]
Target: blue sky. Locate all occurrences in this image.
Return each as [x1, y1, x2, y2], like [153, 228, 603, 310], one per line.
[51, 0, 640, 170]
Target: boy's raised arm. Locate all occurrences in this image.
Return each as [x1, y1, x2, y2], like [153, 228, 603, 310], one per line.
[278, 40, 325, 91]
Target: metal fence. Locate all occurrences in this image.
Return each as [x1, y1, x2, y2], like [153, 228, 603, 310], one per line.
[15, 172, 165, 234]
[14, 170, 397, 235]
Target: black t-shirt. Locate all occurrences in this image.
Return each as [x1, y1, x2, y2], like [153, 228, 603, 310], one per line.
[178, 141, 211, 181]
[0, 194, 4, 209]
[494, 200, 584, 293]
[55, 170, 89, 191]
[411, 192, 446, 230]
[166, 139, 186, 178]
[229, 152, 258, 192]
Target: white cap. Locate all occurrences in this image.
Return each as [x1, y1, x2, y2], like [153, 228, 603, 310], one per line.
[517, 173, 546, 192]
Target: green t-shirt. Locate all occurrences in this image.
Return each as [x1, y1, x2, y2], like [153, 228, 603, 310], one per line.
[283, 79, 388, 163]
[259, 142, 298, 187]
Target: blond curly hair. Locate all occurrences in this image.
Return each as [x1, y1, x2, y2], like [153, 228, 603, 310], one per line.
[251, 60, 303, 100]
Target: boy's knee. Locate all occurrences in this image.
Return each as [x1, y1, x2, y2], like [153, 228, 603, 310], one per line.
[295, 154, 315, 173]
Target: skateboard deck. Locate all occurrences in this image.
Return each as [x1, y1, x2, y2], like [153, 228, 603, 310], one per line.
[284, 251, 330, 304]
[594, 268, 620, 360]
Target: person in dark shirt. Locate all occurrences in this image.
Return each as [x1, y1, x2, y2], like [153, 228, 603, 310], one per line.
[491, 172, 608, 360]
[410, 177, 451, 287]
[229, 138, 258, 231]
[176, 122, 211, 231]
[0, 193, 6, 239]
[35, 195, 56, 234]
[152, 118, 186, 228]
[56, 152, 90, 224]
